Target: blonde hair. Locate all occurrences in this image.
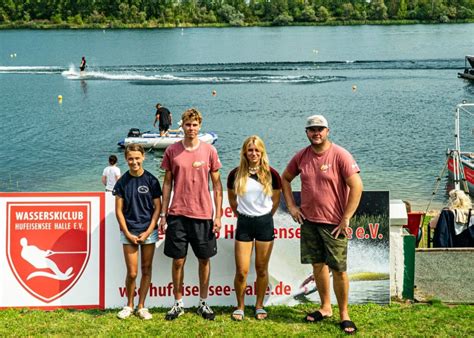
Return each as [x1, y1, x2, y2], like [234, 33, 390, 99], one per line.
[181, 108, 202, 125]
[447, 189, 472, 211]
[234, 135, 272, 196]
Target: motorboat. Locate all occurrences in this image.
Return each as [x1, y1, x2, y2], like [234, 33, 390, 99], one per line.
[446, 103, 474, 196]
[458, 56, 474, 81]
[118, 128, 218, 150]
[447, 151, 474, 195]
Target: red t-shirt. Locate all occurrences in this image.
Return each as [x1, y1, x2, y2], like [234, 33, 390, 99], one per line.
[285, 143, 360, 225]
[161, 141, 222, 219]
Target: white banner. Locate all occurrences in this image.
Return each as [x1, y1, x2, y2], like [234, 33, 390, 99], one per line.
[1, 191, 389, 309]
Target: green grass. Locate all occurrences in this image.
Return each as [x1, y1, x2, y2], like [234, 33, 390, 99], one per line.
[1, 303, 472, 336]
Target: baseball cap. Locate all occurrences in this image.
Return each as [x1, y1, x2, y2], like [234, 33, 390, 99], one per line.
[306, 115, 328, 129]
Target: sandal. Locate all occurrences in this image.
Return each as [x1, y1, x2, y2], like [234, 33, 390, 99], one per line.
[231, 309, 244, 321]
[340, 320, 358, 335]
[255, 308, 267, 320]
[305, 310, 331, 323]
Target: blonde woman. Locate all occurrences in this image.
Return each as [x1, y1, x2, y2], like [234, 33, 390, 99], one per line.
[431, 189, 473, 247]
[430, 189, 472, 229]
[227, 136, 281, 321]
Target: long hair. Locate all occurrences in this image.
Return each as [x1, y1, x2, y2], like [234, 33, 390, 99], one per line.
[448, 189, 472, 211]
[234, 135, 272, 196]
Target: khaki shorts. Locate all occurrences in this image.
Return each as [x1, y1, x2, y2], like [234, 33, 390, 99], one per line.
[301, 220, 348, 272]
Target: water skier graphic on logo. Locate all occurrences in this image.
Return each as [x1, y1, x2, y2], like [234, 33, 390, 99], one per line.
[20, 237, 82, 281]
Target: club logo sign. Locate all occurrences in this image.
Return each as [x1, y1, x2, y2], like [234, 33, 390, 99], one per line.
[6, 202, 91, 303]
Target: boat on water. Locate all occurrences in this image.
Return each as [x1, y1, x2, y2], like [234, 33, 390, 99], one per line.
[117, 128, 218, 150]
[458, 56, 474, 81]
[446, 102, 474, 196]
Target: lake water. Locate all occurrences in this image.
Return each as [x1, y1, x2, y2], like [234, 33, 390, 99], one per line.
[1, 25, 474, 209]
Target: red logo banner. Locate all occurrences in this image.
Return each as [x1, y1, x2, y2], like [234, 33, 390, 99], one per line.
[6, 202, 91, 303]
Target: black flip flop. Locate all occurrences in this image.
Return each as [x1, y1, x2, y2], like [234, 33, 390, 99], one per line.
[305, 310, 326, 323]
[340, 320, 358, 335]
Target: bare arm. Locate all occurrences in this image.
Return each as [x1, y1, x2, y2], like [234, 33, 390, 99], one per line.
[158, 170, 173, 233]
[101, 175, 107, 186]
[331, 173, 363, 238]
[271, 189, 281, 215]
[115, 196, 138, 244]
[281, 169, 304, 224]
[153, 114, 160, 127]
[210, 170, 223, 234]
[228, 189, 238, 215]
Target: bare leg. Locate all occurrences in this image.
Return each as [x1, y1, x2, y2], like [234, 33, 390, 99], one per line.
[254, 240, 273, 318]
[332, 270, 350, 318]
[123, 244, 139, 308]
[198, 258, 210, 299]
[172, 258, 186, 300]
[137, 244, 156, 309]
[306, 263, 333, 321]
[333, 270, 355, 333]
[234, 240, 253, 316]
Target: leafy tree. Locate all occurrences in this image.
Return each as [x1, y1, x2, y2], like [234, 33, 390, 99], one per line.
[341, 2, 355, 20]
[398, 0, 408, 18]
[300, 5, 317, 21]
[217, 4, 244, 25]
[368, 0, 388, 20]
[272, 11, 293, 25]
[316, 5, 330, 21]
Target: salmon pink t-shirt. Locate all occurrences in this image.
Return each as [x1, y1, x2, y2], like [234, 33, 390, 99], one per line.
[161, 141, 222, 219]
[285, 143, 360, 225]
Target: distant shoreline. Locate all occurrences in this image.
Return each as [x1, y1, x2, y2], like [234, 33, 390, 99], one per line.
[1, 19, 474, 30]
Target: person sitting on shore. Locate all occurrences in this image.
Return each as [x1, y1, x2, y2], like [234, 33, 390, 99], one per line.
[429, 189, 472, 230]
[430, 189, 473, 247]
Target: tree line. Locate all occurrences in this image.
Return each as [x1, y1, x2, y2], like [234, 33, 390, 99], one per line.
[1, 0, 473, 28]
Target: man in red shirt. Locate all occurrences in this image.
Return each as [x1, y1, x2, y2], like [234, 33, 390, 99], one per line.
[281, 115, 363, 335]
[160, 108, 223, 321]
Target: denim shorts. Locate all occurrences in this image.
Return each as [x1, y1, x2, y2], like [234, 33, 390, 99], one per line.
[120, 229, 159, 245]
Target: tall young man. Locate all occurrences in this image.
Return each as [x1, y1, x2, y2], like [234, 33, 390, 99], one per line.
[281, 115, 363, 334]
[159, 108, 223, 321]
[114, 144, 162, 320]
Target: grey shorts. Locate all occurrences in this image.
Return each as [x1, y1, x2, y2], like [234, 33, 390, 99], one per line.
[120, 229, 158, 245]
[301, 220, 348, 272]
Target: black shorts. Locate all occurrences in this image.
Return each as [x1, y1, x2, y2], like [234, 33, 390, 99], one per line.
[164, 215, 217, 259]
[236, 213, 274, 242]
[159, 124, 170, 132]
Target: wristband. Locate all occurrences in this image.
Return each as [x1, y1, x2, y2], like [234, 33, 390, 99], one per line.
[160, 213, 166, 217]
